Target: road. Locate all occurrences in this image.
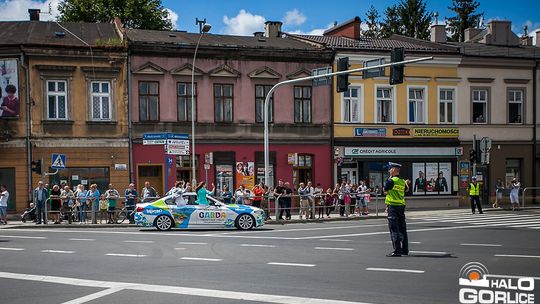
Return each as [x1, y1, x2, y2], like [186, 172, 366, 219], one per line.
[1, 209, 539, 304]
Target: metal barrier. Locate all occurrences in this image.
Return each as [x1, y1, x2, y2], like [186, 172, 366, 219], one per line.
[521, 187, 540, 208]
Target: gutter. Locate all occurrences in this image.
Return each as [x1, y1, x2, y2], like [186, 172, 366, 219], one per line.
[330, 49, 336, 185]
[19, 48, 32, 203]
[533, 60, 538, 201]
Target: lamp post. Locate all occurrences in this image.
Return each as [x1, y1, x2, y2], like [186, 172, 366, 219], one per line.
[191, 19, 211, 185]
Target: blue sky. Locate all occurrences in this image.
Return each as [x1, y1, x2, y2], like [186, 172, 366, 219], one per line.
[1, 0, 539, 36]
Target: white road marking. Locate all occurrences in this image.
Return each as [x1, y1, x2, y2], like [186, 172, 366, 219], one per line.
[314, 247, 354, 251]
[366, 267, 424, 274]
[386, 241, 422, 244]
[267, 262, 316, 267]
[105, 253, 147, 258]
[240, 244, 276, 248]
[0, 271, 376, 304]
[178, 242, 208, 245]
[174, 247, 186, 250]
[494, 254, 540, 259]
[69, 238, 96, 241]
[41, 250, 75, 254]
[509, 223, 540, 228]
[61, 288, 124, 304]
[409, 251, 450, 255]
[0, 247, 25, 251]
[319, 239, 352, 242]
[123, 240, 154, 243]
[460, 243, 502, 247]
[180, 257, 223, 262]
[0, 235, 47, 239]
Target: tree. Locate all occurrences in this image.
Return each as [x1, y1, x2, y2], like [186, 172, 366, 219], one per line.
[447, 0, 483, 42]
[380, 0, 432, 40]
[380, 5, 401, 38]
[57, 0, 173, 30]
[363, 5, 381, 38]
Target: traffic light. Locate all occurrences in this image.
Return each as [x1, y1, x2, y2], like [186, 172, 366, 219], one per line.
[31, 160, 42, 174]
[390, 47, 404, 85]
[469, 149, 477, 164]
[336, 57, 349, 93]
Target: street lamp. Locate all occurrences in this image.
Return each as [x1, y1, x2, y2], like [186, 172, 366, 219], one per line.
[191, 19, 211, 185]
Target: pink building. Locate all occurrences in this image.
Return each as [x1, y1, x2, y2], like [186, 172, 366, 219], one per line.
[127, 22, 333, 194]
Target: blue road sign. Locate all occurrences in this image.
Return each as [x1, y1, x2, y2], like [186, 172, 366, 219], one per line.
[51, 154, 66, 169]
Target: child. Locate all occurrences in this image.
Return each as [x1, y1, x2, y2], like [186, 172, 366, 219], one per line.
[99, 194, 108, 224]
[21, 202, 36, 223]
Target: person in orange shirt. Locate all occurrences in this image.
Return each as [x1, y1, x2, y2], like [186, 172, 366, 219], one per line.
[252, 183, 264, 208]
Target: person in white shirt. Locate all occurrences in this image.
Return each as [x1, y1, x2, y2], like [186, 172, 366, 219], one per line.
[0, 185, 9, 225]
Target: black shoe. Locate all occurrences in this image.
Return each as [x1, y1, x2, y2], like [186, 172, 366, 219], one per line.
[386, 252, 402, 257]
[402, 252, 409, 256]
[479, 212, 484, 214]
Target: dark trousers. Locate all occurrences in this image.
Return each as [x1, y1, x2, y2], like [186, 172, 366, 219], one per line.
[278, 199, 291, 219]
[36, 200, 47, 224]
[339, 200, 345, 216]
[470, 196, 483, 214]
[387, 205, 408, 254]
[127, 205, 135, 223]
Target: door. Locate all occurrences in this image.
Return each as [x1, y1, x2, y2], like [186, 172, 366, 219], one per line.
[137, 165, 163, 196]
[341, 168, 358, 185]
[0, 168, 16, 211]
[195, 198, 227, 227]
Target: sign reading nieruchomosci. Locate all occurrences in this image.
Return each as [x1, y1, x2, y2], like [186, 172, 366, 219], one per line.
[414, 128, 459, 137]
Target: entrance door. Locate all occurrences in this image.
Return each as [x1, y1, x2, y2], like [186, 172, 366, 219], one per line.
[137, 165, 164, 196]
[0, 168, 16, 211]
[341, 168, 358, 185]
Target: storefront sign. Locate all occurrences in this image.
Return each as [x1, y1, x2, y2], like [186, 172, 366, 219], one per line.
[413, 128, 459, 137]
[344, 147, 460, 157]
[392, 128, 411, 136]
[354, 128, 386, 137]
[114, 164, 127, 171]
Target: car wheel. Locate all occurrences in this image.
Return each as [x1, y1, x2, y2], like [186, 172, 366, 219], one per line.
[235, 214, 255, 230]
[154, 215, 174, 231]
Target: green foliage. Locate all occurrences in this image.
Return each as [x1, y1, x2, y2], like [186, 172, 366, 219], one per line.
[380, 0, 432, 40]
[447, 0, 483, 42]
[57, 0, 173, 30]
[94, 37, 125, 47]
[363, 5, 381, 38]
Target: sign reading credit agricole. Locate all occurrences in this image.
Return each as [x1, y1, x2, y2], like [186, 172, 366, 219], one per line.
[344, 147, 460, 157]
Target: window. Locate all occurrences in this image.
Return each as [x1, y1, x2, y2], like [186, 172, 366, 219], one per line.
[139, 81, 159, 121]
[439, 88, 455, 123]
[508, 89, 523, 124]
[342, 87, 361, 123]
[46, 80, 68, 120]
[472, 89, 488, 123]
[294, 86, 312, 123]
[376, 88, 393, 123]
[408, 88, 425, 123]
[90, 81, 111, 120]
[293, 154, 313, 187]
[214, 84, 233, 122]
[177, 83, 196, 122]
[505, 159, 521, 185]
[255, 85, 273, 123]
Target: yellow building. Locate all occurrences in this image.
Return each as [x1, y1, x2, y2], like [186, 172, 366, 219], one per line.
[0, 18, 129, 211]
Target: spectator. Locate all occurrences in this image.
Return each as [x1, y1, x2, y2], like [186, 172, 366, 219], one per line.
[338, 182, 350, 217]
[75, 184, 88, 224]
[124, 183, 138, 224]
[235, 185, 246, 204]
[324, 188, 335, 218]
[60, 185, 74, 224]
[50, 185, 62, 224]
[21, 202, 36, 223]
[510, 178, 521, 211]
[282, 182, 293, 220]
[314, 183, 324, 219]
[349, 184, 358, 215]
[298, 182, 309, 220]
[0, 185, 8, 225]
[99, 194, 108, 224]
[34, 181, 49, 225]
[262, 184, 272, 221]
[196, 182, 215, 205]
[221, 186, 233, 204]
[86, 184, 100, 223]
[105, 184, 119, 224]
[306, 181, 315, 219]
[252, 183, 264, 208]
[142, 181, 158, 203]
[493, 178, 504, 208]
[274, 180, 285, 220]
[358, 180, 370, 215]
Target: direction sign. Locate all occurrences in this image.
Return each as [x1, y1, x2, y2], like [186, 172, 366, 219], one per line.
[51, 154, 66, 169]
[143, 133, 190, 145]
[480, 137, 492, 153]
[166, 139, 189, 145]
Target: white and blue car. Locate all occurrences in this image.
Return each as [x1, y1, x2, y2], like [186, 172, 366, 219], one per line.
[135, 191, 265, 231]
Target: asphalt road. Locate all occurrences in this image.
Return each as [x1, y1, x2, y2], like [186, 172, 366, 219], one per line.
[1, 209, 539, 304]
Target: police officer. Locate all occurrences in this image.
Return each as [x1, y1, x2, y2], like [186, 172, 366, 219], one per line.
[384, 162, 411, 257]
[469, 176, 483, 214]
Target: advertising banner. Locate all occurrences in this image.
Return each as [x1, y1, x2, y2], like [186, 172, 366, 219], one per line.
[0, 59, 20, 118]
[235, 162, 254, 190]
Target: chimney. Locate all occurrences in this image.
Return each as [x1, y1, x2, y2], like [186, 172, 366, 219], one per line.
[430, 24, 446, 43]
[264, 21, 282, 38]
[464, 28, 483, 42]
[483, 20, 520, 46]
[253, 32, 264, 38]
[521, 36, 533, 46]
[323, 16, 361, 40]
[28, 9, 40, 21]
[536, 31, 540, 47]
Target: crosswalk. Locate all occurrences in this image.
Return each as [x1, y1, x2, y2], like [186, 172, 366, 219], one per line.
[409, 211, 540, 230]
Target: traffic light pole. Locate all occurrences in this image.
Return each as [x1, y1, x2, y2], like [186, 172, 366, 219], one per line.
[262, 56, 434, 187]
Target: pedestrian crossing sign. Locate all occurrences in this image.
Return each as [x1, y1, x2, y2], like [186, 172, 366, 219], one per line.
[51, 154, 66, 169]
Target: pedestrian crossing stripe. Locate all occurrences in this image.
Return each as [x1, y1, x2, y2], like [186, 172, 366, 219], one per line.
[410, 212, 540, 230]
[51, 154, 65, 169]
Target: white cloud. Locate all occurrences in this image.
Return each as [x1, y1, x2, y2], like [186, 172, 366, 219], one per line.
[166, 8, 179, 30]
[287, 22, 334, 36]
[222, 9, 266, 36]
[0, 0, 60, 21]
[283, 9, 306, 26]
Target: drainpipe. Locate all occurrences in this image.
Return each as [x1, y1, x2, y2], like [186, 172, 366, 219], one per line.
[127, 48, 134, 182]
[20, 48, 32, 203]
[330, 49, 336, 186]
[533, 61, 538, 201]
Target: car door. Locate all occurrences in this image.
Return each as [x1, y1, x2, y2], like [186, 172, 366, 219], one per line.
[195, 196, 228, 227]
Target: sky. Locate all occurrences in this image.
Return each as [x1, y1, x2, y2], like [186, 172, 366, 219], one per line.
[0, 0, 539, 38]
